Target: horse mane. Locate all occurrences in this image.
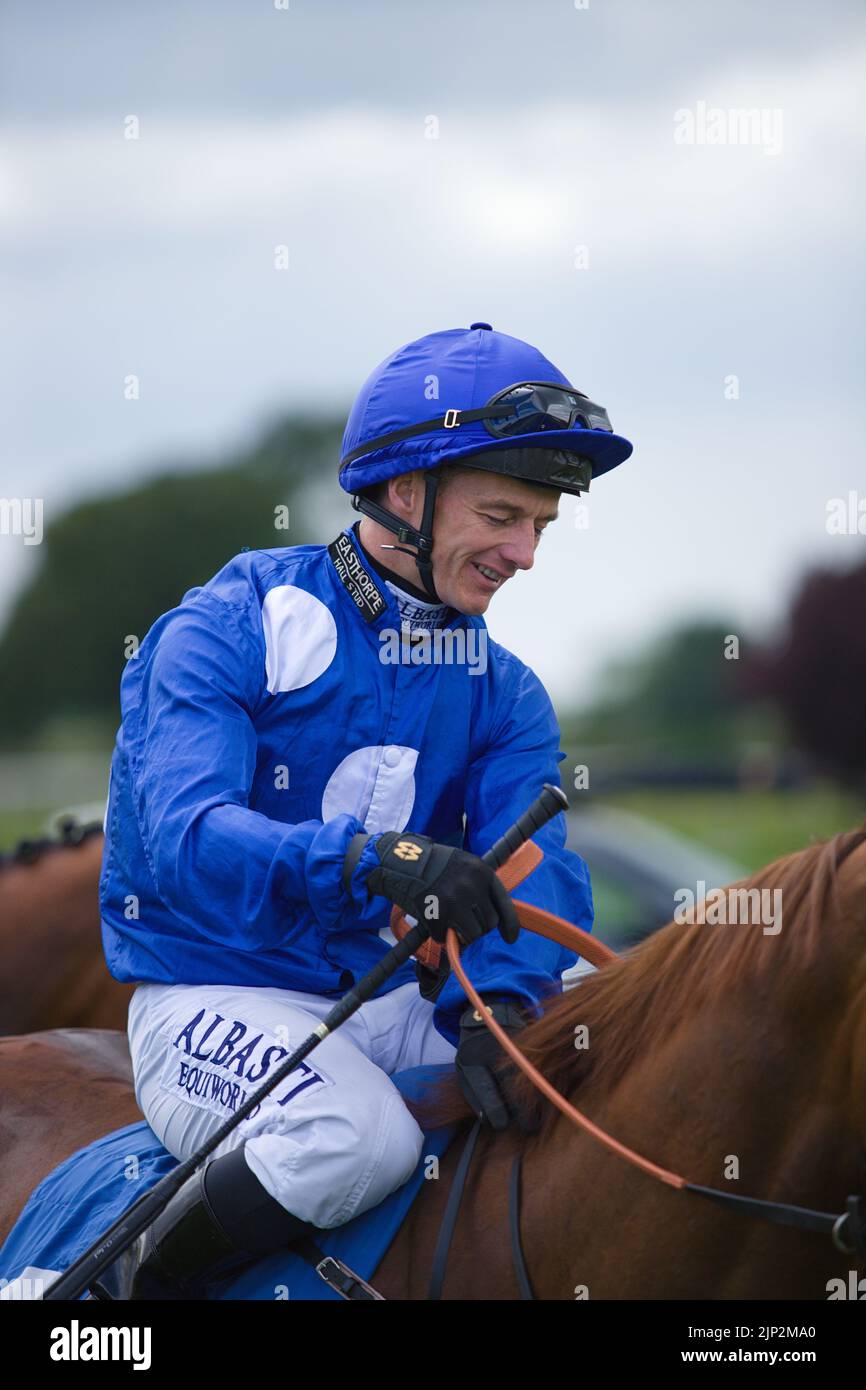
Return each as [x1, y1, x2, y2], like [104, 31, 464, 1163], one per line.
[412, 824, 866, 1135]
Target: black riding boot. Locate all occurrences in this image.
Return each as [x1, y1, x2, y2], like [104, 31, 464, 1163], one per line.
[91, 1145, 315, 1300]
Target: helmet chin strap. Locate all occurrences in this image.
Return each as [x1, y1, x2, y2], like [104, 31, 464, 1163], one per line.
[351, 472, 442, 603]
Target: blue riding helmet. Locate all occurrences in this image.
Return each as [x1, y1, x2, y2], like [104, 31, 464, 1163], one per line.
[338, 322, 633, 601]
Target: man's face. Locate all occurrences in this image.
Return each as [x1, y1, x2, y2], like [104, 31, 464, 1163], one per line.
[428, 468, 561, 615]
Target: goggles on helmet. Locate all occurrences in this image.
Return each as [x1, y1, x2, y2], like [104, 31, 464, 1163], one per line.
[481, 381, 613, 440]
[339, 380, 613, 470]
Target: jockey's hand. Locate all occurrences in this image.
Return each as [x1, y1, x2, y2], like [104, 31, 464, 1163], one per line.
[455, 995, 538, 1132]
[347, 831, 520, 948]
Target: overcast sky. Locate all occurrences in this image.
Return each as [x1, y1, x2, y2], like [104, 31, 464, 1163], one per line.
[2, 0, 864, 706]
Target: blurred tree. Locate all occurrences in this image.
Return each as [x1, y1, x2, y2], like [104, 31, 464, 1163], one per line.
[0, 416, 345, 745]
[570, 620, 753, 754]
[742, 554, 866, 794]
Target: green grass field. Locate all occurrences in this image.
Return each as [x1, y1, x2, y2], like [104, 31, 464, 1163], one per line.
[593, 785, 865, 871]
[1, 785, 862, 868]
[0, 807, 101, 851]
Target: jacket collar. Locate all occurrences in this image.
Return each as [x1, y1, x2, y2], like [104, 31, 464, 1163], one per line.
[327, 527, 391, 626]
[326, 526, 483, 637]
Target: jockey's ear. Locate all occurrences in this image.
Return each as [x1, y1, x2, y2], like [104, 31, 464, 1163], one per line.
[385, 471, 425, 524]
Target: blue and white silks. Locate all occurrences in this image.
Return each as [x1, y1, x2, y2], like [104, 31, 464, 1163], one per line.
[99, 524, 593, 1045]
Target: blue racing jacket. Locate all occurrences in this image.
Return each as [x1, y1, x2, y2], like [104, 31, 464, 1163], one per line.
[99, 524, 594, 1045]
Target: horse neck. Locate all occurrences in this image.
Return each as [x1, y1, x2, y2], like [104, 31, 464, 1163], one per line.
[515, 925, 865, 1298]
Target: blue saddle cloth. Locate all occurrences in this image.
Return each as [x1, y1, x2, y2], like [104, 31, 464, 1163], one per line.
[0, 1065, 457, 1300]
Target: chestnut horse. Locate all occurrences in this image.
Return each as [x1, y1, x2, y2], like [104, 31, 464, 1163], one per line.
[1, 829, 865, 1299]
[0, 830, 132, 1033]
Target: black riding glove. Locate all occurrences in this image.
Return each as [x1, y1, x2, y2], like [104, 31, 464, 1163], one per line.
[455, 995, 538, 1132]
[346, 831, 520, 948]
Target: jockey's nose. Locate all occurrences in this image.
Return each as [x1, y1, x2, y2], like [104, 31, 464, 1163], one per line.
[497, 521, 538, 572]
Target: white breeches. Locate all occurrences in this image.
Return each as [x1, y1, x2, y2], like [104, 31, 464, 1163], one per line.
[127, 979, 456, 1230]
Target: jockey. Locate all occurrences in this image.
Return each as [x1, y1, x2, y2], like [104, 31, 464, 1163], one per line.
[96, 321, 632, 1298]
